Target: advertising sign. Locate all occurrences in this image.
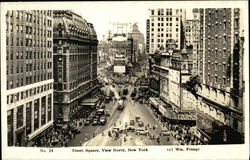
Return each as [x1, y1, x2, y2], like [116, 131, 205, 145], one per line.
[114, 65, 126, 73]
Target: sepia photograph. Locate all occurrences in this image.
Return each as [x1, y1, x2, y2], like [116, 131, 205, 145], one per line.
[1, 1, 249, 160]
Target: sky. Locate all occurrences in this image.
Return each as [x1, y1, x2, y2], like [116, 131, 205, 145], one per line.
[74, 2, 194, 41]
[2, 1, 247, 41]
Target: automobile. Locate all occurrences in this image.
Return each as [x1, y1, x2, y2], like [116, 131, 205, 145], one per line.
[136, 129, 149, 135]
[87, 117, 93, 122]
[104, 97, 110, 103]
[138, 99, 143, 104]
[138, 121, 144, 127]
[123, 88, 128, 95]
[126, 126, 135, 132]
[105, 110, 111, 116]
[130, 119, 135, 126]
[135, 116, 141, 122]
[130, 92, 136, 97]
[84, 120, 91, 126]
[99, 104, 106, 109]
[99, 116, 107, 125]
[92, 119, 99, 126]
[121, 96, 127, 100]
[160, 130, 171, 136]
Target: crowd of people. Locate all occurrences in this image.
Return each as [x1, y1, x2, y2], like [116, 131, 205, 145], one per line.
[164, 123, 203, 145]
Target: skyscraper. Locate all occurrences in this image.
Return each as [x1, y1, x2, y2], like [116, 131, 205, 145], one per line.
[196, 8, 244, 144]
[148, 8, 186, 53]
[52, 10, 98, 123]
[6, 10, 54, 146]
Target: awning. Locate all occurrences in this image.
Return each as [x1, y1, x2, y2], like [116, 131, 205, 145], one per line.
[159, 105, 167, 115]
[81, 102, 96, 106]
[149, 97, 160, 108]
[81, 98, 99, 106]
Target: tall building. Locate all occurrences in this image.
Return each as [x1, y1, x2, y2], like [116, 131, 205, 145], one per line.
[53, 10, 98, 123]
[128, 23, 145, 63]
[196, 8, 244, 144]
[6, 10, 54, 146]
[185, 20, 194, 46]
[148, 8, 186, 53]
[146, 19, 150, 54]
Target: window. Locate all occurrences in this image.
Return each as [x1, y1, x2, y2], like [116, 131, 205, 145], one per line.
[208, 62, 210, 70]
[223, 78, 226, 85]
[223, 64, 226, 72]
[215, 49, 218, 57]
[234, 18, 239, 28]
[215, 63, 217, 71]
[16, 105, 24, 129]
[223, 35, 226, 44]
[151, 10, 154, 15]
[223, 21, 226, 30]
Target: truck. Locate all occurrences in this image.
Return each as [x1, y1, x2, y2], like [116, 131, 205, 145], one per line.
[117, 99, 125, 110]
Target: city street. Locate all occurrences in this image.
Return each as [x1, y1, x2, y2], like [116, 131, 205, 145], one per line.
[68, 70, 179, 146]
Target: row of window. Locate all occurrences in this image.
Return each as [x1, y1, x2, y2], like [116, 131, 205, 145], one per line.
[151, 9, 179, 16]
[206, 48, 229, 58]
[7, 73, 53, 89]
[6, 10, 52, 26]
[7, 23, 52, 37]
[151, 22, 177, 27]
[207, 62, 228, 72]
[6, 36, 52, 48]
[207, 75, 227, 86]
[7, 62, 52, 75]
[7, 51, 52, 61]
[7, 84, 53, 104]
[156, 17, 179, 22]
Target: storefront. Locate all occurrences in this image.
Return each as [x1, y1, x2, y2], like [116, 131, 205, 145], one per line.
[196, 112, 227, 144]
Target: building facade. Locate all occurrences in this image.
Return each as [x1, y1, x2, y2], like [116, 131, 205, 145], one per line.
[148, 8, 186, 53]
[146, 19, 150, 54]
[128, 23, 146, 62]
[6, 10, 54, 146]
[53, 10, 98, 123]
[196, 8, 244, 144]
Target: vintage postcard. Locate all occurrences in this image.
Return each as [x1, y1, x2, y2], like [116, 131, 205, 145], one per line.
[1, 1, 249, 160]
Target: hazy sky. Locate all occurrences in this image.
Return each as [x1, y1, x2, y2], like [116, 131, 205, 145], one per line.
[76, 2, 193, 40]
[2, 1, 247, 41]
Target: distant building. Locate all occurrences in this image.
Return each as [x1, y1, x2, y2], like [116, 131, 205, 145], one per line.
[128, 23, 145, 62]
[53, 10, 98, 123]
[6, 10, 53, 146]
[196, 8, 244, 144]
[148, 8, 186, 53]
[98, 40, 110, 64]
[108, 33, 134, 70]
[146, 19, 150, 54]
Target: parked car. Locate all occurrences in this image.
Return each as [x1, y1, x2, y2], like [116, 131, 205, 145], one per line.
[84, 120, 91, 126]
[92, 119, 99, 126]
[136, 129, 149, 135]
[139, 99, 143, 104]
[160, 130, 171, 136]
[87, 117, 93, 122]
[127, 126, 135, 132]
[138, 121, 144, 127]
[105, 110, 111, 116]
[99, 116, 107, 125]
[130, 92, 136, 97]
